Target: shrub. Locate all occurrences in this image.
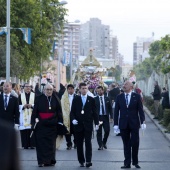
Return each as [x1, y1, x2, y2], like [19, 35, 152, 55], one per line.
[163, 109, 170, 127]
[158, 105, 164, 120]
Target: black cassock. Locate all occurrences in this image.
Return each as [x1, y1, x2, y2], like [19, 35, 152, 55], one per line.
[19, 93, 35, 148]
[31, 94, 63, 165]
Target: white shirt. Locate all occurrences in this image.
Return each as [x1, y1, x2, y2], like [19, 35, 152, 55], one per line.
[124, 91, 132, 106]
[99, 95, 106, 115]
[3, 93, 11, 106]
[68, 94, 74, 110]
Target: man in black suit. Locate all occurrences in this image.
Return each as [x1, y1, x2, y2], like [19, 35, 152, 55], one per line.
[62, 84, 77, 150]
[70, 82, 99, 168]
[109, 83, 120, 121]
[94, 86, 112, 150]
[0, 119, 20, 170]
[114, 81, 146, 169]
[0, 82, 19, 129]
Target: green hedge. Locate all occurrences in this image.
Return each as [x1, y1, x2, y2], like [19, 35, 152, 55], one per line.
[163, 109, 170, 127]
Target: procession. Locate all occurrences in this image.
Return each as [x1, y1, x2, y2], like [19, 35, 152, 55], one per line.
[1, 0, 170, 170]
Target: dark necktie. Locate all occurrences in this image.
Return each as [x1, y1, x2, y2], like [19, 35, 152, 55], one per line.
[100, 96, 105, 115]
[4, 95, 8, 109]
[125, 94, 129, 107]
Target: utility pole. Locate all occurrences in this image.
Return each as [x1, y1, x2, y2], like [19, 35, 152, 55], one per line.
[6, 0, 10, 81]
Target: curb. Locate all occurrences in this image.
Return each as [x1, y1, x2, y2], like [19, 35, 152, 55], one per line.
[144, 106, 170, 142]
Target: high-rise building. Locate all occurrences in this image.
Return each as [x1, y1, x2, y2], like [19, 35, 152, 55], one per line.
[63, 23, 81, 67]
[80, 18, 110, 58]
[133, 36, 154, 66]
[112, 36, 118, 60]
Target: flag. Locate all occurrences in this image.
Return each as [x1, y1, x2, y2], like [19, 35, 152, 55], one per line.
[63, 51, 71, 66]
[0, 27, 7, 35]
[19, 28, 31, 44]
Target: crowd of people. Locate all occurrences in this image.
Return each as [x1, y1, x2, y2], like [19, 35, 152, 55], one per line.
[1, 79, 169, 169]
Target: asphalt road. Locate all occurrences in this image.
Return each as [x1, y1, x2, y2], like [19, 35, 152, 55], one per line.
[19, 114, 170, 170]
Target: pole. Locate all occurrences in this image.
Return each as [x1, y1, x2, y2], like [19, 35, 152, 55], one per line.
[70, 27, 73, 82]
[57, 35, 61, 91]
[6, 0, 10, 81]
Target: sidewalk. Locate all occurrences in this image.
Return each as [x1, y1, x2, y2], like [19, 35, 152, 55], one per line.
[144, 106, 170, 142]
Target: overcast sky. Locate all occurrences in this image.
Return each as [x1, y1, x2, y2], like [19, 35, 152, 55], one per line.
[65, 0, 170, 64]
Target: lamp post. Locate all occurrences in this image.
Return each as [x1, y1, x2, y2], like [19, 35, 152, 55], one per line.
[6, 0, 10, 81]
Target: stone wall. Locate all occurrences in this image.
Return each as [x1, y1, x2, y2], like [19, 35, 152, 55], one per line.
[137, 71, 170, 102]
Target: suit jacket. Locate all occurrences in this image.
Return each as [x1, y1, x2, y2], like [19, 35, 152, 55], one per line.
[94, 96, 112, 119]
[0, 119, 20, 170]
[0, 94, 19, 125]
[114, 92, 145, 129]
[109, 87, 120, 101]
[70, 95, 99, 132]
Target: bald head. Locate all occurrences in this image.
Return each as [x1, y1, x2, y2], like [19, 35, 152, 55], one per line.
[123, 81, 133, 93]
[44, 84, 53, 96]
[3, 82, 12, 94]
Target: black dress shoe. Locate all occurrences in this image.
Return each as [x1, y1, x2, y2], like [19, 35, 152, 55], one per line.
[66, 146, 72, 150]
[30, 147, 35, 149]
[121, 165, 131, 169]
[24, 147, 28, 149]
[116, 133, 121, 136]
[38, 164, 44, 167]
[86, 162, 92, 168]
[133, 164, 141, 168]
[80, 163, 85, 167]
[74, 144, 77, 149]
[103, 144, 107, 149]
[98, 146, 103, 150]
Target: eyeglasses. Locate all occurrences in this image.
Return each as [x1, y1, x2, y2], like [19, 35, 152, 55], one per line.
[46, 89, 53, 91]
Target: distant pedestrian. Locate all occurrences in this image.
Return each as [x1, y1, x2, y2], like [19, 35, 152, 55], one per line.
[151, 81, 161, 119]
[161, 87, 170, 110]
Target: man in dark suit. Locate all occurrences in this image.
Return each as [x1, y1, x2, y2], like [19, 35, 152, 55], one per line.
[70, 82, 99, 168]
[62, 84, 77, 150]
[0, 119, 20, 170]
[109, 83, 120, 121]
[114, 81, 146, 169]
[94, 86, 112, 150]
[0, 82, 19, 129]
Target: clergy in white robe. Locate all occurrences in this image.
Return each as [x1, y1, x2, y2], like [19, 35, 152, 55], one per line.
[19, 83, 35, 149]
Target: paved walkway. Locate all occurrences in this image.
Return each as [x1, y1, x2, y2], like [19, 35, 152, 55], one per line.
[19, 113, 170, 170]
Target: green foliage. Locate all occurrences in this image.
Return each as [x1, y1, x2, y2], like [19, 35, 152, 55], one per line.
[163, 109, 170, 127]
[0, 0, 67, 80]
[112, 65, 122, 81]
[134, 35, 170, 80]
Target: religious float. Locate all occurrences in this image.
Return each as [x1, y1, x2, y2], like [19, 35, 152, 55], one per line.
[72, 49, 108, 92]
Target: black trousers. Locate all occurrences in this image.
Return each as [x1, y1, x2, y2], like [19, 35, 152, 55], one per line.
[65, 123, 76, 147]
[20, 129, 35, 148]
[97, 115, 110, 147]
[120, 128, 139, 166]
[75, 129, 92, 163]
